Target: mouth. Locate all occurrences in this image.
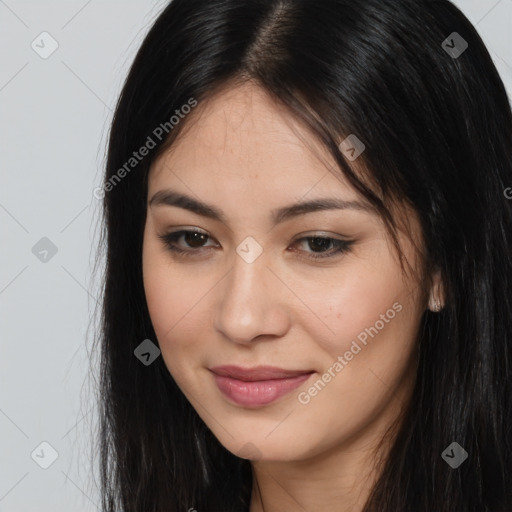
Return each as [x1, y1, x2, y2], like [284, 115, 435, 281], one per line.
[209, 365, 315, 407]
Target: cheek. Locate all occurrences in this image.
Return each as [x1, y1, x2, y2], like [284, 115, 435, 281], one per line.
[143, 233, 199, 333]
[144, 273, 202, 391]
[142, 239, 220, 391]
[295, 255, 421, 425]
[143, 241, 192, 358]
[294, 252, 413, 360]
[292, 294, 418, 453]
[143, 261, 180, 337]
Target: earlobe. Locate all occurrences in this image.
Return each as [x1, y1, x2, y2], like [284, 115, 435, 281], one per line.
[428, 268, 445, 312]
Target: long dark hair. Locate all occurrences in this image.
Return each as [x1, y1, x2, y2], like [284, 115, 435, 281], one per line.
[92, 0, 512, 510]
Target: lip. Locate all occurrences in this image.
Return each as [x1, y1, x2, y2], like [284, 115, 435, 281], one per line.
[209, 365, 314, 407]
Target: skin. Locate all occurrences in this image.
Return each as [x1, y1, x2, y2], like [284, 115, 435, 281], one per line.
[142, 82, 443, 511]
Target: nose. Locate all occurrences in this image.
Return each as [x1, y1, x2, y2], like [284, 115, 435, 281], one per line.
[212, 251, 291, 345]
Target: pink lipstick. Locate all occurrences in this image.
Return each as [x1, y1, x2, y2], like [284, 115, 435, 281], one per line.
[209, 365, 314, 407]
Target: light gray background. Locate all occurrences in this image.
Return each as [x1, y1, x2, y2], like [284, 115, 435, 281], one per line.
[1, 1, 511, 510]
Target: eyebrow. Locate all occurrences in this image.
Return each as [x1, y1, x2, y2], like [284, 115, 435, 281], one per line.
[148, 189, 375, 225]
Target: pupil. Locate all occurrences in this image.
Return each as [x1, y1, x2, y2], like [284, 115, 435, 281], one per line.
[309, 237, 331, 252]
[185, 232, 207, 248]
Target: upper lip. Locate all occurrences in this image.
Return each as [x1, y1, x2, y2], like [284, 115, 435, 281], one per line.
[209, 365, 314, 382]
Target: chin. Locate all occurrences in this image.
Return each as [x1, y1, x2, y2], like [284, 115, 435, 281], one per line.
[211, 430, 312, 462]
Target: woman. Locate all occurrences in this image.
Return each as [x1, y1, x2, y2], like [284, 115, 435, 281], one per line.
[94, 0, 512, 510]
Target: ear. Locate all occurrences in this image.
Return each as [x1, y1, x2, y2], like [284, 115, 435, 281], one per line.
[428, 268, 445, 312]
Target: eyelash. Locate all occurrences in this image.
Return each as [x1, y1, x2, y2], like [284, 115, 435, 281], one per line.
[157, 228, 354, 261]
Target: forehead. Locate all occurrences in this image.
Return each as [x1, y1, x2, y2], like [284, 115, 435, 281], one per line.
[149, 82, 359, 201]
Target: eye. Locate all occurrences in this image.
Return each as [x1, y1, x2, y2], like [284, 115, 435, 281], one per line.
[290, 235, 354, 260]
[157, 229, 354, 260]
[158, 228, 217, 256]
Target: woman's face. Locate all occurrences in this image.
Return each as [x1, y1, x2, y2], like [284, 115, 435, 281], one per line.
[142, 83, 427, 462]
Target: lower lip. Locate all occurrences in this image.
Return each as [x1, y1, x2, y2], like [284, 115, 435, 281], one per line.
[211, 372, 313, 407]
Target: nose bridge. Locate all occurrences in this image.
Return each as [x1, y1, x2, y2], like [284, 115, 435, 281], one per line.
[213, 246, 288, 343]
